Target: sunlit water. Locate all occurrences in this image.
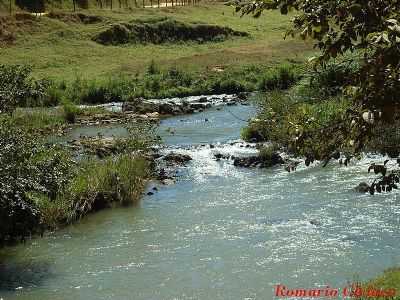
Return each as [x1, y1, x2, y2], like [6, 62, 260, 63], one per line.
[1, 102, 400, 300]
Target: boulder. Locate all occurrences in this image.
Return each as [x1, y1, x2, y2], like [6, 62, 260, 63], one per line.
[233, 152, 284, 168]
[214, 153, 230, 160]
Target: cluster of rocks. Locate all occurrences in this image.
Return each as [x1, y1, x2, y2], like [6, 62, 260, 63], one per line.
[68, 136, 127, 158]
[232, 153, 285, 168]
[122, 94, 247, 116]
[76, 111, 159, 126]
[213, 151, 285, 168]
[162, 152, 193, 165]
[354, 182, 370, 193]
[152, 152, 194, 186]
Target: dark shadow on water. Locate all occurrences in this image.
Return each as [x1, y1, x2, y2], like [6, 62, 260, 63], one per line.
[0, 260, 53, 291]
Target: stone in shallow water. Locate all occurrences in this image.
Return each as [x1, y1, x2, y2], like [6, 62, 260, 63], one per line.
[162, 152, 193, 165]
[354, 182, 370, 193]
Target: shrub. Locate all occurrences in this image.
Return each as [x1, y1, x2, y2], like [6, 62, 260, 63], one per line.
[307, 62, 357, 97]
[147, 60, 159, 75]
[258, 143, 280, 160]
[0, 65, 33, 113]
[259, 64, 301, 91]
[62, 99, 80, 123]
[0, 119, 74, 243]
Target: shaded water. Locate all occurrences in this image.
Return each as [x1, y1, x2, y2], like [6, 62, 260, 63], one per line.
[1, 103, 400, 300]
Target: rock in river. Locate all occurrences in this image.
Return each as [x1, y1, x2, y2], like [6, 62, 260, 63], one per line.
[163, 153, 193, 165]
[354, 182, 370, 193]
[233, 152, 284, 168]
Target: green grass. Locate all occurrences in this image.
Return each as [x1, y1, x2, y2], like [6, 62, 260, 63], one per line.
[0, 3, 314, 81]
[368, 268, 400, 291]
[34, 154, 150, 228]
[11, 107, 66, 130]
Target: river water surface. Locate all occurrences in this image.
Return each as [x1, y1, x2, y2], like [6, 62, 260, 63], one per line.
[1, 100, 400, 300]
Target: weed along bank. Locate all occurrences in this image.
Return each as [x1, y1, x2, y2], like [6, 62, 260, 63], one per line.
[0, 0, 399, 299]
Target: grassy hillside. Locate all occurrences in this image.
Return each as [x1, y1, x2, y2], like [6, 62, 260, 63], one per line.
[0, 2, 313, 81]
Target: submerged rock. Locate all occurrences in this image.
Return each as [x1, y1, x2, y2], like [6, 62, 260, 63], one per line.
[309, 219, 322, 226]
[354, 182, 370, 193]
[214, 153, 230, 160]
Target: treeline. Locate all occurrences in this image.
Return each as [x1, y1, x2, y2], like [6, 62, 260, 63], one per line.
[3, 0, 200, 13]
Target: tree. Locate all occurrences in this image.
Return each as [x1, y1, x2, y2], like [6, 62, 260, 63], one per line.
[233, 0, 400, 193]
[233, 0, 400, 132]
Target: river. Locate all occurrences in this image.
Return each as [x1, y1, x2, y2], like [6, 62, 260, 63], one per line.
[1, 99, 400, 300]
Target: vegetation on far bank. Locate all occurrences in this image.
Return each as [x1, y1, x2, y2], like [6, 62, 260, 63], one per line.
[0, 2, 312, 80]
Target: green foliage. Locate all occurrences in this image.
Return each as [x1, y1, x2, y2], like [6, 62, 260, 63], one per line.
[47, 63, 298, 103]
[303, 60, 359, 99]
[0, 118, 74, 243]
[0, 65, 33, 113]
[0, 113, 154, 241]
[234, 0, 400, 155]
[61, 99, 80, 123]
[259, 64, 301, 91]
[11, 108, 66, 132]
[66, 155, 149, 221]
[93, 17, 249, 46]
[258, 143, 280, 160]
[242, 90, 351, 160]
[66, 76, 136, 104]
[147, 59, 159, 75]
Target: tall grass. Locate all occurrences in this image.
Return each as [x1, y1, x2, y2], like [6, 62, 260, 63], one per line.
[66, 155, 150, 221]
[11, 107, 65, 130]
[259, 64, 302, 91]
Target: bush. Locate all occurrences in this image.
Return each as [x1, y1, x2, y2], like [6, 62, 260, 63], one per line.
[307, 62, 357, 97]
[62, 99, 80, 123]
[0, 119, 74, 243]
[0, 65, 33, 113]
[259, 64, 301, 91]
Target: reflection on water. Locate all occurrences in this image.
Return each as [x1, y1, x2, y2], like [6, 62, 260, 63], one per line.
[1, 101, 400, 300]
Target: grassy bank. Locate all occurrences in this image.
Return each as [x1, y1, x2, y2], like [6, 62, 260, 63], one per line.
[358, 268, 400, 299]
[0, 115, 154, 245]
[37, 154, 150, 229]
[0, 3, 313, 81]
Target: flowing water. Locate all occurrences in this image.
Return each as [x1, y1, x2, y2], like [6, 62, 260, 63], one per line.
[1, 100, 400, 300]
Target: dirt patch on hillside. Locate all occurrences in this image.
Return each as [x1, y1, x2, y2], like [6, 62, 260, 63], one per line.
[0, 13, 39, 45]
[93, 17, 249, 45]
[47, 11, 104, 24]
[0, 17, 16, 44]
